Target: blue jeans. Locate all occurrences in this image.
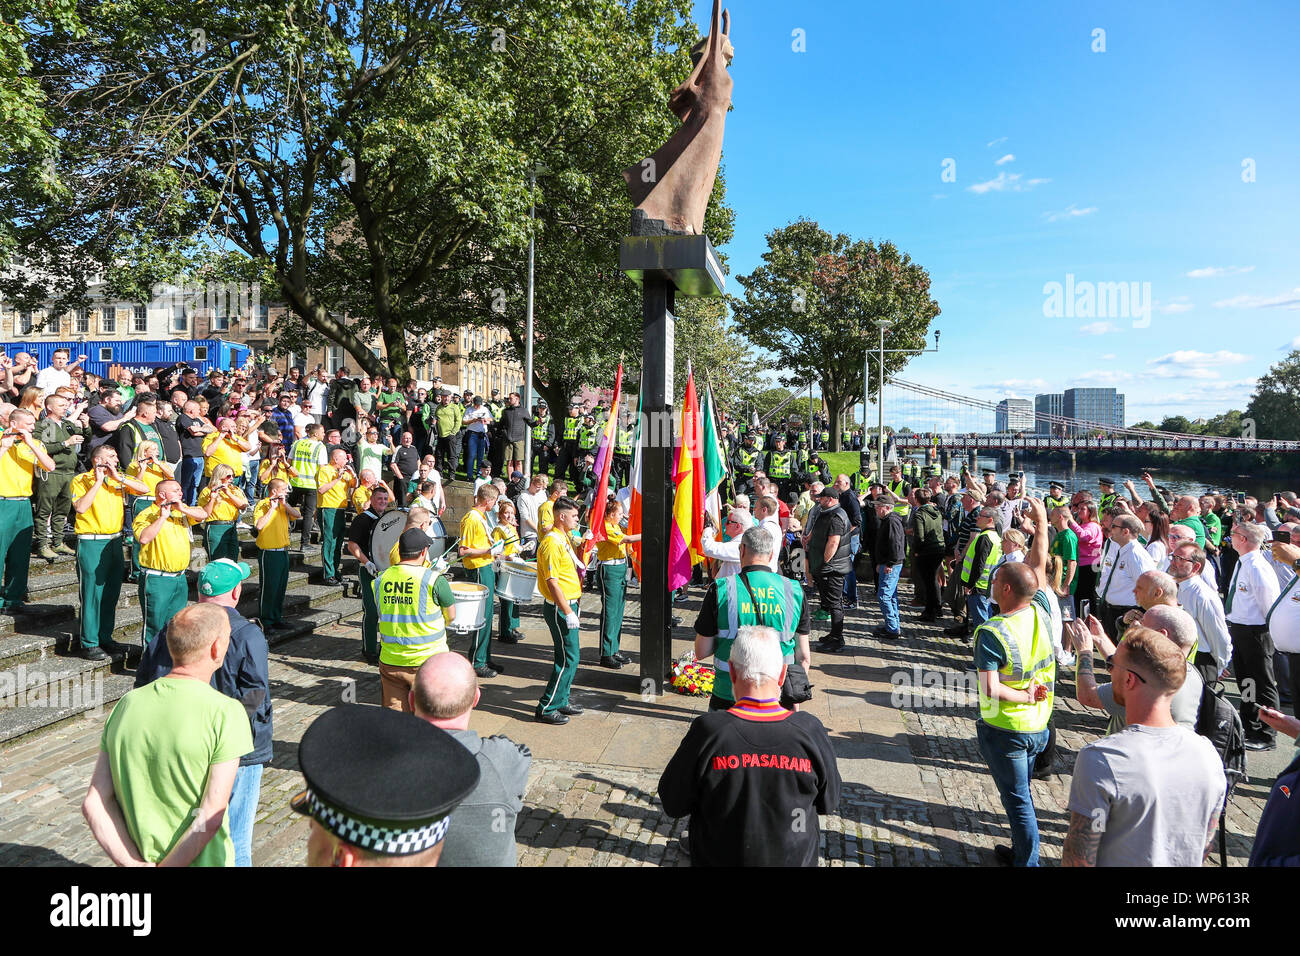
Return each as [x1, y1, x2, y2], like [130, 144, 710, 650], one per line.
[228, 763, 264, 868]
[843, 531, 860, 605]
[976, 721, 1049, 866]
[180, 456, 204, 506]
[466, 430, 488, 477]
[876, 562, 901, 633]
[967, 591, 992, 633]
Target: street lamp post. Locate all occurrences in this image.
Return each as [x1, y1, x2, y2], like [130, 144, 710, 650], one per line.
[870, 323, 941, 476]
[522, 164, 547, 478]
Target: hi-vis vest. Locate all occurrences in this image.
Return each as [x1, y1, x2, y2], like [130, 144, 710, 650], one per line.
[578, 425, 597, 450]
[888, 479, 909, 516]
[375, 563, 448, 656]
[712, 570, 801, 702]
[736, 446, 759, 472]
[852, 472, 873, 494]
[562, 416, 580, 441]
[615, 427, 634, 456]
[962, 528, 1003, 592]
[1045, 495, 1069, 514]
[532, 418, 549, 442]
[1100, 492, 1118, 513]
[976, 605, 1055, 732]
[767, 451, 792, 478]
[289, 439, 323, 489]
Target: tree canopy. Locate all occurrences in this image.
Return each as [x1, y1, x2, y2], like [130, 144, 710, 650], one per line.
[730, 219, 940, 452]
[1246, 349, 1300, 441]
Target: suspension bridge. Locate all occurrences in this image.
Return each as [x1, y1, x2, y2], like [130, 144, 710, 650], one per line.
[855, 379, 1300, 462]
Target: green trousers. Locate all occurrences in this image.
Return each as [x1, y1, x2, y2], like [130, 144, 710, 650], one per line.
[205, 521, 239, 563]
[126, 497, 150, 575]
[320, 508, 346, 580]
[77, 535, 124, 649]
[0, 497, 34, 608]
[258, 549, 289, 628]
[537, 599, 580, 716]
[598, 561, 628, 658]
[359, 564, 379, 657]
[34, 471, 73, 548]
[498, 592, 519, 638]
[469, 564, 496, 669]
[136, 571, 187, 646]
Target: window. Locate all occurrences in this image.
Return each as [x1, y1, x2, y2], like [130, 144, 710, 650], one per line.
[98, 347, 113, 362]
[74, 308, 89, 334]
[171, 306, 188, 333]
[285, 352, 298, 373]
[210, 309, 229, 332]
[461, 329, 468, 351]
[100, 307, 116, 334]
[250, 304, 269, 330]
[133, 305, 148, 333]
[16, 311, 32, 335]
[194, 346, 208, 362]
[327, 346, 343, 374]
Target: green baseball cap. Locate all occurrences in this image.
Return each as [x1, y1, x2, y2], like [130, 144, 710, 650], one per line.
[199, 559, 252, 597]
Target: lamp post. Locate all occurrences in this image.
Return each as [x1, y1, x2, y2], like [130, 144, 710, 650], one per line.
[870, 323, 941, 475]
[522, 164, 548, 478]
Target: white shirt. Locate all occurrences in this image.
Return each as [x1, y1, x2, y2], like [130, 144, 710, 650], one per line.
[35, 365, 72, 397]
[1145, 539, 1168, 566]
[1097, 537, 1157, 607]
[699, 534, 741, 578]
[1164, 554, 1218, 590]
[1177, 575, 1233, 672]
[1268, 575, 1300, 653]
[1225, 549, 1282, 626]
[517, 489, 544, 540]
[758, 515, 782, 572]
[291, 409, 312, 437]
[307, 380, 328, 416]
[463, 405, 491, 434]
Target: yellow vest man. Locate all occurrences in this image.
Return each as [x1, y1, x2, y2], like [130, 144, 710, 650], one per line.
[535, 496, 585, 725]
[459, 484, 502, 678]
[375, 527, 456, 713]
[0, 408, 55, 613]
[316, 448, 358, 585]
[133, 477, 207, 646]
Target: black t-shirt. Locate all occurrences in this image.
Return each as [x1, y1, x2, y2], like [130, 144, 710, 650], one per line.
[808, 505, 852, 574]
[694, 565, 812, 638]
[392, 445, 420, 480]
[87, 405, 125, 451]
[658, 706, 841, 867]
[175, 413, 207, 458]
[347, 509, 383, 561]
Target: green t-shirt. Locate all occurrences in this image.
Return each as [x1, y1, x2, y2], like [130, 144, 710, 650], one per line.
[377, 390, 405, 422]
[1174, 516, 1206, 549]
[1203, 511, 1223, 547]
[100, 677, 253, 867]
[357, 440, 386, 477]
[1050, 527, 1080, 595]
[353, 391, 376, 418]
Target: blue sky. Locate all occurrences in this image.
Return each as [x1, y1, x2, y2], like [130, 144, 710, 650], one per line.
[696, 0, 1300, 427]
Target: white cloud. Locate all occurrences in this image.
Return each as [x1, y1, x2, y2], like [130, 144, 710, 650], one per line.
[1148, 350, 1249, 367]
[995, 153, 1015, 165]
[967, 172, 1051, 194]
[1149, 366, 1218, 380]
[1044, 203, 1097, 223]
[1289, 335, 1300, 349]
[1078, 321, 1117, 335]
[1070, 369, 1133, 385]
[1213, 288, 1300, 310]
[1154, 298, 1193, 314]
[1186, 265, 1255, 278]
[986, 136, 1008, 148]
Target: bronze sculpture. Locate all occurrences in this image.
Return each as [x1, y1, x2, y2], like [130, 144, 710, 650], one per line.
[623, 0, 733, 237]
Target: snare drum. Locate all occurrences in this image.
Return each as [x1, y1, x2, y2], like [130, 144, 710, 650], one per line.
[448, 581, 489, 634]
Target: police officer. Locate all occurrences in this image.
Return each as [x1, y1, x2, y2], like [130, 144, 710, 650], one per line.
[1098, 478, 1119, 514]
[851, 461, 874, 501]
[1045, 481, 1069, 515]
[765, 435, 795, 501]
[555, 403, 582, 483]
[612, 415, 635, 487]
[374, 527, 456, 712]
[577, 414, 598, 459]
[486, 388, 505, 422]
[733, 433, 761, 496]
[289, 423, 327, 549]
[346, 484, 391, 665]
[530, 400, 554, 477]
[292, 705, 480, 867]
[882, 462, 911, 518]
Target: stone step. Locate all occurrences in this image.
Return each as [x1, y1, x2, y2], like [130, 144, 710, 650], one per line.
[0, 595, 364, 746]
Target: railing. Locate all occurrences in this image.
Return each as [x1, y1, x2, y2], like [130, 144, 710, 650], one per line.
[890, 433, 1300, 453]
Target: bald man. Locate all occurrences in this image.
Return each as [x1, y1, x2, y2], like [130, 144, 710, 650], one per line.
[410, 654, 531, 867]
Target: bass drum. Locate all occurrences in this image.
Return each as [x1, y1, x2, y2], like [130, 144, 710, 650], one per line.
[428, 515, 449, 561]
[369, 508, 410, 573]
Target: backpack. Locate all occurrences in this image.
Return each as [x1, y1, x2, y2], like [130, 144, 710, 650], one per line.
[1195, 680, 1248, 866]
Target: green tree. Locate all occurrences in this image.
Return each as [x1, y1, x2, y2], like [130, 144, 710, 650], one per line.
[5, 0, 732, 406]
[1158, 415, 1196, 434]
[731, 219, 941, 452]
[1246, 349, 1300, 440]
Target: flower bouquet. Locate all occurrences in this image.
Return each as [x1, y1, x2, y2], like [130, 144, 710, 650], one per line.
[670, 652, 715, 697]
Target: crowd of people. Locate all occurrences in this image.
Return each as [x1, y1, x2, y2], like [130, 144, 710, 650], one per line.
[41, 353, 1298, 866]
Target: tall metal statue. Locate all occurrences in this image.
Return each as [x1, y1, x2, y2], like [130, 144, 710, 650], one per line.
[623, 0, 733, 236]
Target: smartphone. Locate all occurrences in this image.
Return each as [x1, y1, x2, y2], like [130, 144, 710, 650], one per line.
[1236, 492, 1246, 504]
[1078, 599, 1091, 623]
[1059, 601, 1076, 623]
[1277, 530, 1292, 545]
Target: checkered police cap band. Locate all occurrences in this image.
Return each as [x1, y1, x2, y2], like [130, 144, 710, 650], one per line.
[293, 788, 450, 856]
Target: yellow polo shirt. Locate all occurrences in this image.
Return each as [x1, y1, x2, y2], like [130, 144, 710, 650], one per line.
[491, 525, 519, 558]
[537, 529, 581, 604]
[595, 520, 627, 562]
[538, 499, 555, 534]
[0, 437, 48, 497]
[316, 465, 356, 510]
[198, 485, 242, 523]
[252, 498, 290, 550]
[126, 461, 172, 496]
[132, 504, 196, 573]
[352, 486, 372, 515]
[70, 471, 127, 535]
[259, 459, 293, 486]
[459, 509, 493, 570]
[203, 432, 246, 477]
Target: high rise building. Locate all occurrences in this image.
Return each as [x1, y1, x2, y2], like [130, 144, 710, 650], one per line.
[1064, 387, 1126, 434]
[995, 397, 1034, 433]
[1034, 393, 1063, 435]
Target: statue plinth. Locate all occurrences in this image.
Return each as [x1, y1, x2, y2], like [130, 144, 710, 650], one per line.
[620, 233, 725, 298]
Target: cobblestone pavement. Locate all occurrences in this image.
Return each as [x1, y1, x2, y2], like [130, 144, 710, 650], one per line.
[0, 573, 1280, 866]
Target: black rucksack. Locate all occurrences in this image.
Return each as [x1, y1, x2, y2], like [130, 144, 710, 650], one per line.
[1195, 680, 1248, 866]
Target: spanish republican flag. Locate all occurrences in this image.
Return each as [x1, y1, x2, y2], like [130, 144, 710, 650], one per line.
[582, 363, 623, 562]
[668, 370, 705, 591]
[626, 387, 644, 580]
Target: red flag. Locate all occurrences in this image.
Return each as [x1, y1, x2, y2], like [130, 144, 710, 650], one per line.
[582, 363, 623, 561]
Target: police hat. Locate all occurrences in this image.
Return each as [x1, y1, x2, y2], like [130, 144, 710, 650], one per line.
[1049, 481, 1064, 491]
[538, 399, 548, 407]
[1098, 478, 1115, 487]
[398, 528, 434, 558]
[291, 706, 479, 857]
